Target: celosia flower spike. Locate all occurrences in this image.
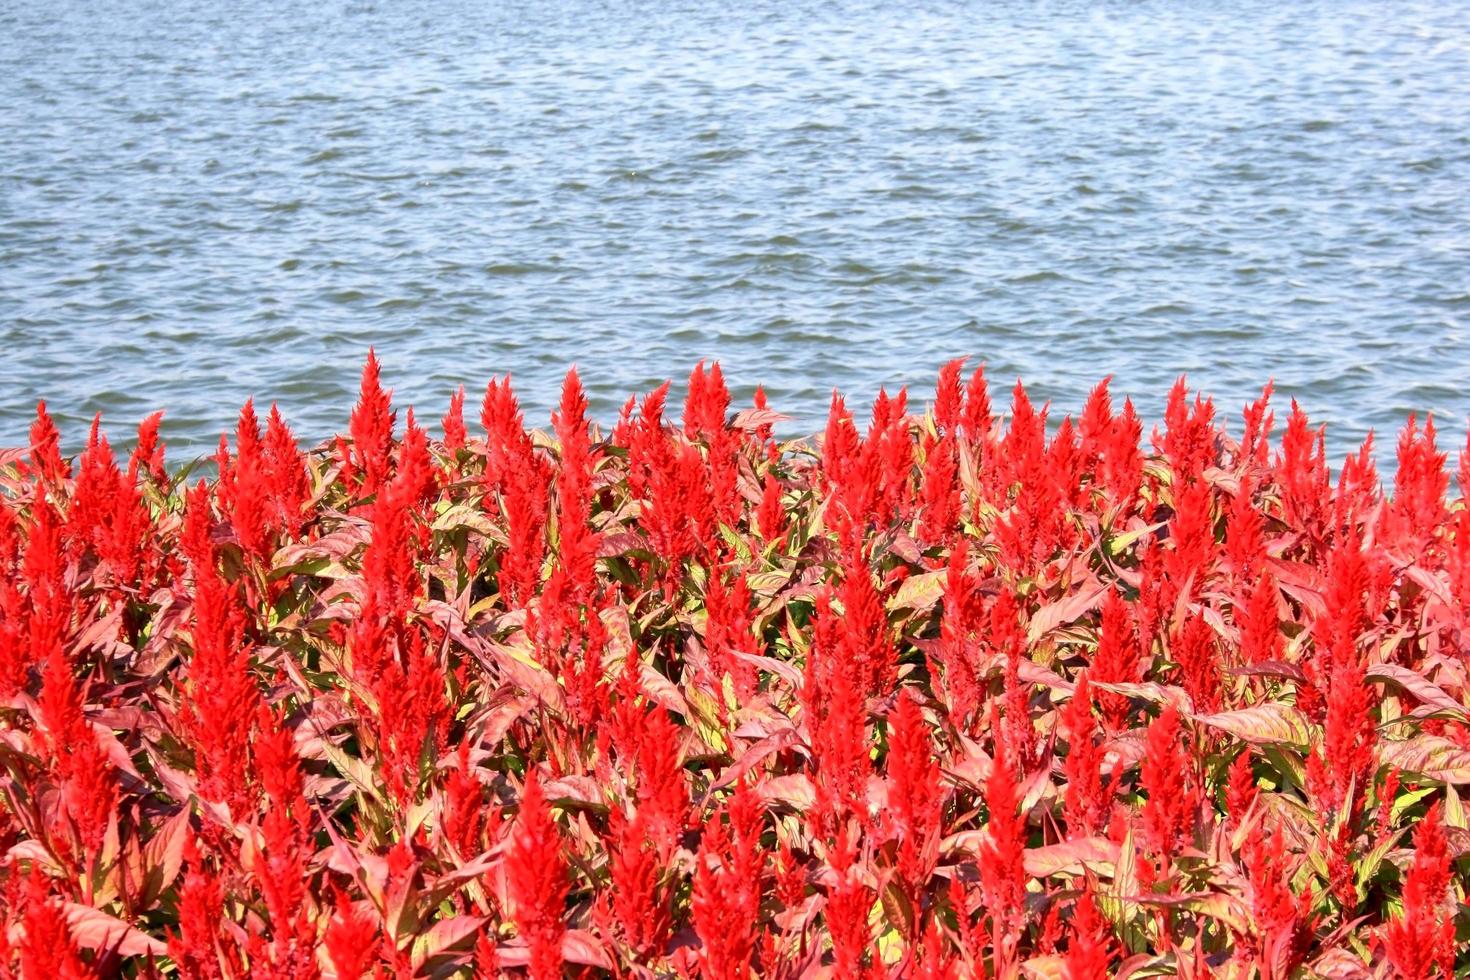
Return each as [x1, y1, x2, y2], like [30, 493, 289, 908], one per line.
[508, 773, 568, 980]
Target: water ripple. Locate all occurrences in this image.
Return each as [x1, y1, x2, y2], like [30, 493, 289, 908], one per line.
[0, 0, 1467, 466]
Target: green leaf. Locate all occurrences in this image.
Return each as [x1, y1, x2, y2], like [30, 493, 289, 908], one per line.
[1022, 836, 1119, 879]
[1105, 521, 1166, 557]
[887, 570, 945, 613]
[1027, 582, 1109, 644]
[1193, 704, 1313, 746]
[62, 904, 167, 958]
[317, 734, 386, 805]
[685, 684, 728, 754]
[1365, 664, 1467, 720]
[1353, 828, 1405, 896]
[759, 774, 816, 811]
[717, 523, 753, 564]
[430, 503, 502, 538]
[1261, 743, 1308, 794]
[137, 806, 191, 908]
[1379, 735, 1470, 785]
[410, 915, 486, 971]
[1444, 784, 1467, 830]
[1390, 786, 1437, 824]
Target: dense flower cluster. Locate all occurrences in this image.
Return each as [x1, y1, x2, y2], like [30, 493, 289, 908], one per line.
[0, 355, 1467, 978]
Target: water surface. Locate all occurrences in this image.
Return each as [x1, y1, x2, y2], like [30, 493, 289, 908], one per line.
[2, 0, 1468, 465]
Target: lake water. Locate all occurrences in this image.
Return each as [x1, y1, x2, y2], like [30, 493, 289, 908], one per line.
[3, 0, 1468, 468]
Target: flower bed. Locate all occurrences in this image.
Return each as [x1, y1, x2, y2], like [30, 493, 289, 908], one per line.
[1, 354, 1466, 978]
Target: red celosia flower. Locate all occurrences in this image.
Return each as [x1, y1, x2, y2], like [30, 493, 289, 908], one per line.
[703, 568, 759, 701]
[396, 409, 440, 510]
[1106, 399, 1146, 505]
[216, 403, 273, 562]
[1238, 571, 1284, 666]
[1384, 803, 1455, 979]
[0, 506, 26, 698]
[168, 837, 227, 980]
[687, 363, 741, 526]
[994, 593, 1037, 768]
[1090, 590, 1141, 732]
[931, 536, 984, 729]
[480, 375, 551, 608]
[549, 368, 600, 599]
[756, 465, 786, 544]
[820, 386, 914, 535]
[1132, 542, 1174, 658]
[131, 410, 167, 483]
[1050, 416, 1087, 510]
[475, 932, 501, 976]
[1157, 378, 1216, 483]
[38, 643, 118, 865]
[1064, 884, 1114, 980]
[614, 701, 689, 858]
[1240, 382, 1275, 470]
[802, 591, 872, 830]
[16, 868, 90, 980]
[1382, 414, 1448, 552]
[338, 349, 397, 498]
[683, 359, 729, 440]
[625, 383, 718, 594]
[1453, 432, 1470, 611]
[884, 689, 942, 912]
[1376, 767, 1401, 837]
[357, 469, 422, 640]
[934, 358, 965, 436]
[690, 781, 765, 979]
[507, 773, 568, 980]
[919, 429, 960, 543]
[325, 887, 380, 980]
[1062, 672, 1109, 837]
[823, 397, 869, 535]
[962, 363, 992, 445]
[180, 550, 264, 813]
[1165, 476, 1216, 595]
[981, 704, 1027, 968]
[249, 709, 316, 977]
[263, 404, 311, 539]
[913, 912, 959, 980]
[374, 628, 450, 806]
[69, 416, 151, 588]
[441, 384, 467, 452]
[1226, 750, 1259, 824]
[993, 382, 1067, 572]
[1241, 817, 1315, 978]
[823, 826, 876, 978]
[8, 499, 73, 714]
[1336, 433, 1382, 529]
[1276, 401, 1328, 533]
[1172, 610, 1223, 714]
[834, 530, 896, 699]
[1140, 702, 1195, 863]
[1078, 377, 1115, 481]
[606, 806, 673, 958]
[22, 498, 69, 660]
[772, 835, 807, 913]
[441, 740, 493, 858]
[27, 400, 70, 483]
[1305, 533, 1378, 833]
[870, 386, 914, 525]
[1225, 474, 1266, 584]
[2, 363, 1464, 977]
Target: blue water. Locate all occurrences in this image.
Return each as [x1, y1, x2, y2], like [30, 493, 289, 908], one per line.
[2, 0, 1468, 466]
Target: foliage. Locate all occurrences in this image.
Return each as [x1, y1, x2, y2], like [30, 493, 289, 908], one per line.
[1, 356, 1467, 978]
